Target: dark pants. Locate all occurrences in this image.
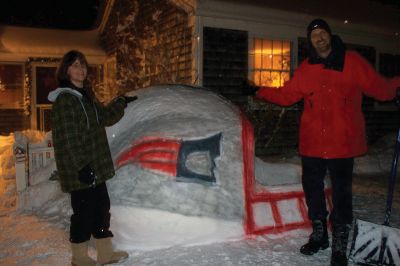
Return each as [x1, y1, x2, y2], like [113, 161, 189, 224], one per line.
[69, 182, 113, 243]
[302, 156, 354, 225]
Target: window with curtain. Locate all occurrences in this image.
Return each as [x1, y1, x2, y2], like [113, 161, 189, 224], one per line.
[249, 38, 291, 87]
[0, 63, 24, 108]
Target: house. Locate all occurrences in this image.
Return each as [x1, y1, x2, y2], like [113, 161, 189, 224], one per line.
[0, 1, 114, 133]
[1, 0, 399, 155]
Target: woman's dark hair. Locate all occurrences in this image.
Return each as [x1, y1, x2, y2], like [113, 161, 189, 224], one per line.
[56, 50, 92, 90]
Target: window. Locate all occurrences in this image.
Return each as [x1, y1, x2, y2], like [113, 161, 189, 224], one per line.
[375, 53, 400, 111]
[36, 66, 57, 105]
[0, 63, 24, 108]
[32, 63, 102, 131]
[249, 38, 291, 87]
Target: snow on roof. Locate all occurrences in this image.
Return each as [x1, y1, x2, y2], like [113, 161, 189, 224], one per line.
[0, 26, 106, 64]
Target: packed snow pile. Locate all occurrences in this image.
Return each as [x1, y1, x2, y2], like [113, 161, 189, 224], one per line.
[1, 85, 398, 252]
[104, 85, 306, 249]
[0, 85, 303, 250]
[107, 85, 245, 220]
[0, 130, 60, 212]
[0, 134, 15, 181]
[0, 134, 16, 212]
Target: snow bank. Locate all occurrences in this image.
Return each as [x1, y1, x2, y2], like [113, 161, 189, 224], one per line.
[110, 206, 243, 251]
[0, 134, 15, 180]
[255, 157, 301, 186]
[0, 134, 17, 212]
[0, 130, 60, 212]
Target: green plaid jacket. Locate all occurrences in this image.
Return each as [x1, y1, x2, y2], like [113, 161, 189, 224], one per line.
[49, 88, 125, 192]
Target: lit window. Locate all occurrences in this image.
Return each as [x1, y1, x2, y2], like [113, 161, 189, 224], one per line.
[0, 64, 24, 108]
[249, 38, 291, 87]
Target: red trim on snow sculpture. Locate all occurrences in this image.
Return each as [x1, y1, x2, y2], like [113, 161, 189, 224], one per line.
[241, 112, 256, 235]
[116, 139, 181, 176]
[116, 133, 222, 184]
[240, 112, 332, 235]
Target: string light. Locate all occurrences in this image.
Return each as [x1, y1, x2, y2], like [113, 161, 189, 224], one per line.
[0, 79, 5, 92]
[24, 57, 60, 116]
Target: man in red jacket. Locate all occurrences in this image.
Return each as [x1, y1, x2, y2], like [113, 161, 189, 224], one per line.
[248, 19, 400, 266]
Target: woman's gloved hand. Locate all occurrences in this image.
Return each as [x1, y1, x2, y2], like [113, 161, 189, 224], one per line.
[78, 164, 96, 186]
[124, 95, 138, 104]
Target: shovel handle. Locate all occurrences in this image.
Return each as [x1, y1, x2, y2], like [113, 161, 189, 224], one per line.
[383, 128, 400, 226]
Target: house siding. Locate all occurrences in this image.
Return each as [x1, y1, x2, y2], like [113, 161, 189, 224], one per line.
[99, 1, 399, 156]
[0, 109, 30, 134]
[100, 0, 193, 92]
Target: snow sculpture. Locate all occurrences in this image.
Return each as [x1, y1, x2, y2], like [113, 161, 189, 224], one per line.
[105, 85, 331, 247]
[106, 85, 245, 220]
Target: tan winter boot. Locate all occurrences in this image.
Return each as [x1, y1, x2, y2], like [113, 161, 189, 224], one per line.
[71, 242, 96, 266]
[95, 237, 129, 265]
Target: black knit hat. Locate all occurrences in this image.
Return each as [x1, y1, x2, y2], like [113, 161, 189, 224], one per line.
[307, 18, 332, 39]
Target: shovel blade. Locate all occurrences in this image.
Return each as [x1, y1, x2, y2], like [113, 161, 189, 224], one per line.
[349, 219, 400, 266]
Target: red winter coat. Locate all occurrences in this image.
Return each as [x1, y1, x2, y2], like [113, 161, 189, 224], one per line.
[257, 51, 400, 159]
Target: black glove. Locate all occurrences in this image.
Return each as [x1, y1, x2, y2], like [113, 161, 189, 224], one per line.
[242, 80, 259, 96]
[396, 87, 400, 107]
[124, 95, 138, 104]
[78, 164, 96, 185]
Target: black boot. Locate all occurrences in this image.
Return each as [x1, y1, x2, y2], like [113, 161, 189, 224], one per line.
[300, 219, 329, 255]
[330, 224, 351, 266]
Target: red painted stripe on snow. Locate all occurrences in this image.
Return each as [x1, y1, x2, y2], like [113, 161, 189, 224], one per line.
[138, 150, 178, 162]
[241, 112, 256, 235]
[116, 138, 181, 168]
[138, 161, 177, 176]
[251, 190, 306, 201]
[241, 111, 333, 236]
[271, 201, 283, 227]
[129, 136, 178, 146]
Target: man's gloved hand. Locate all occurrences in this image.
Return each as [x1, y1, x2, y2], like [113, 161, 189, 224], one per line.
[124, 95, 138, 104]
[78, 164, 96, 185]
[242, 80, 259, 96]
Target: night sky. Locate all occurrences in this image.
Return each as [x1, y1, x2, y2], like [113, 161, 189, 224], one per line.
[0, 0, 398, 31]
[0, 0, 105, 30]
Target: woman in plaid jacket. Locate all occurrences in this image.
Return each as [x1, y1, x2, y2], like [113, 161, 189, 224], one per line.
[48, 50, 134, 266]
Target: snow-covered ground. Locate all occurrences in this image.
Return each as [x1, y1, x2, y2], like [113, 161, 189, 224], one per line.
[1, 130, 399, 265]
[1, 171, 399, 265]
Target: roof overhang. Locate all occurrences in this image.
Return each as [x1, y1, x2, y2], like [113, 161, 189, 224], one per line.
[0, 26, 106, 64]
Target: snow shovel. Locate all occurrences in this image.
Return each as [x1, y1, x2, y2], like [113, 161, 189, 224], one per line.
[349, 127, 400, 266]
